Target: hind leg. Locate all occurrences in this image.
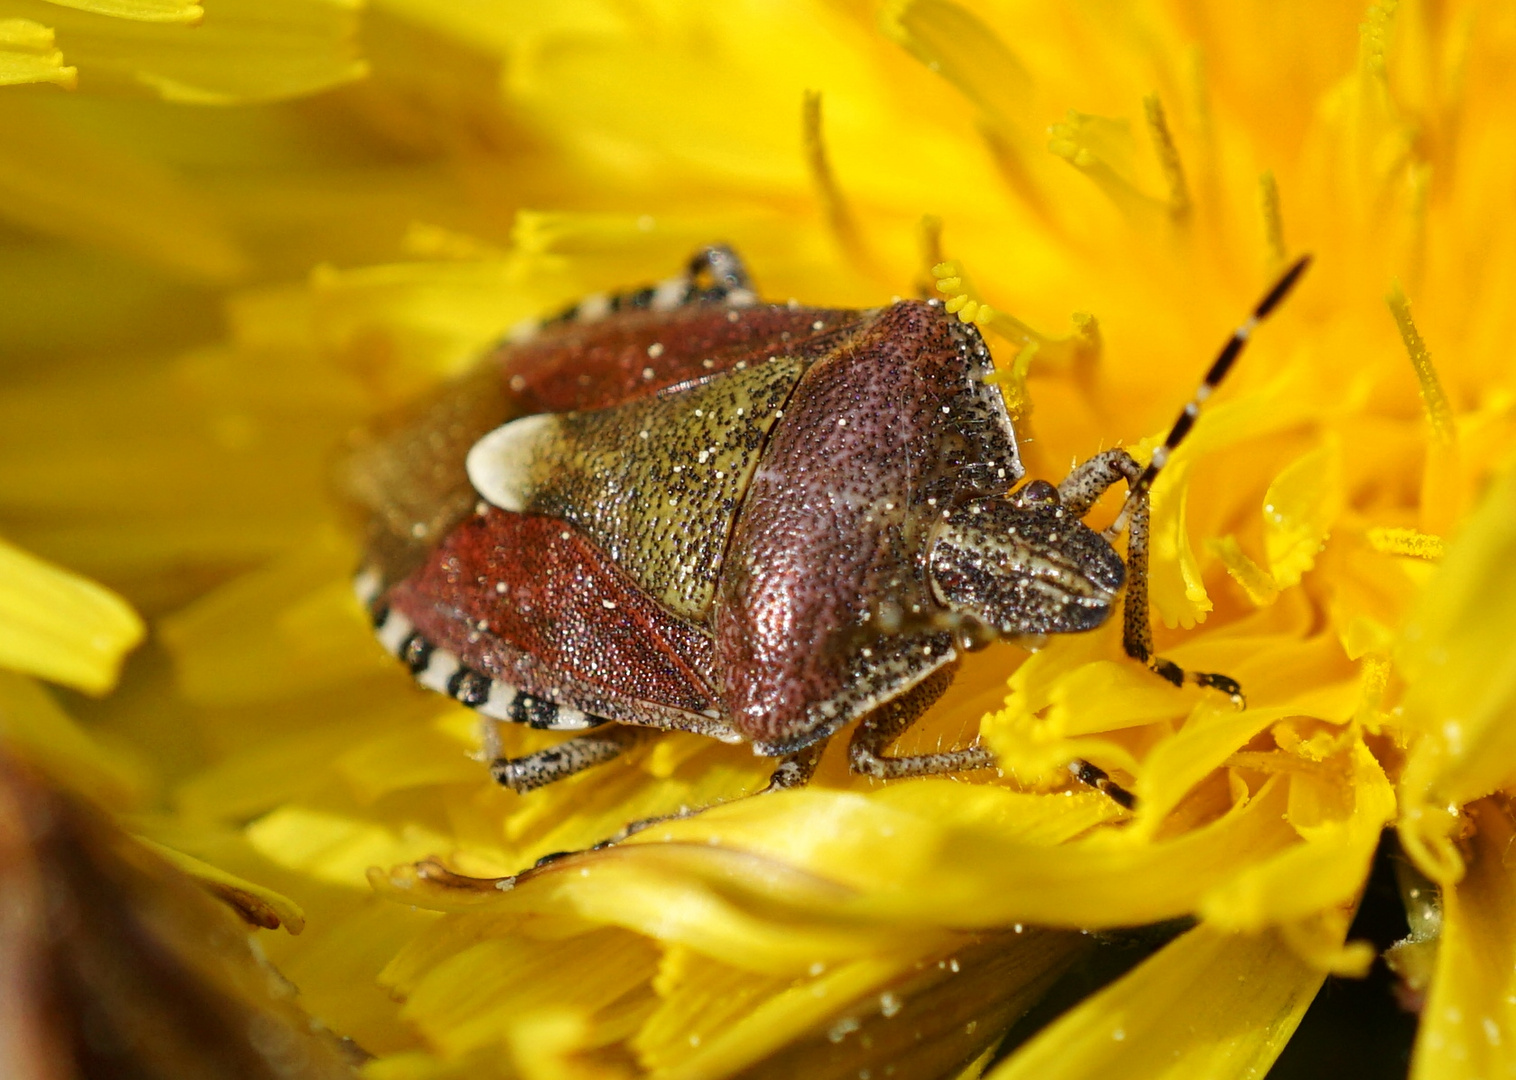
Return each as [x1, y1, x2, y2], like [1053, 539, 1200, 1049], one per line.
[584, 741, 831, 851]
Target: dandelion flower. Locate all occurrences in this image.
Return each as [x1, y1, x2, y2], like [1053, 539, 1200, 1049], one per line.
[3, 2, 1515, 1079]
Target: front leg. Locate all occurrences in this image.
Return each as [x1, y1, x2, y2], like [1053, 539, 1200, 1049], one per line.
[1056, 450, 1244, 705]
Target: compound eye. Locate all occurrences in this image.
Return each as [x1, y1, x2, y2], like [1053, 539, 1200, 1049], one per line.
[1015, 479, 1060, 506]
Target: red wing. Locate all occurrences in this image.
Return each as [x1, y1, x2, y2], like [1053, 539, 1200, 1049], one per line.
[493, 303, 865, 413]
[383, 509, 720, 728]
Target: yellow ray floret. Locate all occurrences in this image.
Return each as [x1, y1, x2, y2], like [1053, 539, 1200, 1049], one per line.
[0, 537, 143, 694]
[0, 19, 76, 87]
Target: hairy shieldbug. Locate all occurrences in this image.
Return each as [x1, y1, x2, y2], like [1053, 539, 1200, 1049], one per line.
[346, 246, 1309, 806]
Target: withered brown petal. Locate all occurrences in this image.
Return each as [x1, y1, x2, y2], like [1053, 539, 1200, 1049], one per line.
[0, 750, 360, 1080]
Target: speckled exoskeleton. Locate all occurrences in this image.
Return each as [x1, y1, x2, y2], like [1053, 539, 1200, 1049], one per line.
[346, 246, 1309, 806]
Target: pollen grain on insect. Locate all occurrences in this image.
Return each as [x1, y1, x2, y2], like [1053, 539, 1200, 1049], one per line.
[601, 598, 618, 610]
[647, 342, 665, 358]
[811, 320, 824, 331]
[642, 367, 655, 380]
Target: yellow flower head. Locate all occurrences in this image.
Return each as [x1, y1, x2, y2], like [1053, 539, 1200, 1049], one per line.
[4, 2, 1516, 1078]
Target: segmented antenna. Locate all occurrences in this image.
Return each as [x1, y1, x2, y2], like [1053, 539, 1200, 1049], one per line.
[1111, 255, 1312, 533]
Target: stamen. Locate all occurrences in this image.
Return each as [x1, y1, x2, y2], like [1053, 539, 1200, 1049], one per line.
[1208, 536, 1279, 606]
[1143, 94, 1191, 221]
[1048, 110, 1168, 222]
[1259, 171, 1287, 269]
[1387, 283, 1455, 445]
[1366, 526, 1444, 560]
[932, 260, 1002, 331]
[1354, 653, 1392, 732]
[916, 214, 944, 297]
[1359, 0, 1396, 78]
[803, 91, 866, 265]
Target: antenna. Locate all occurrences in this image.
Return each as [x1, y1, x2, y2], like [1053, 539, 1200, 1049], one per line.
[1111, 255, 1312, 533]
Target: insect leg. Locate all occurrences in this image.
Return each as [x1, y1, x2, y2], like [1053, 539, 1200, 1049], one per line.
[1059, 448, 1244, 702]
[1055, 447, 1142, 516]
[1069, 759, 1136, 810]
[847, 666, 996, 779]
[689, 244, 756, 300]
[490, 726, 651, 794]
[762, 740, 828, 791]
[531, 244, 758, 332]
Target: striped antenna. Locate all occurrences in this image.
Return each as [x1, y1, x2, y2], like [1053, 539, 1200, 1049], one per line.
[1111, 255, 1312, 533]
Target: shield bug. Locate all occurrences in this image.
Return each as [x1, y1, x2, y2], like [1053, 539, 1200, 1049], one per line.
[346, 246, 1309, 803]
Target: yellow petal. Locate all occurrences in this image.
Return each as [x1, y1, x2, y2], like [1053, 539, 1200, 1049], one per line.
[0, 17, 75, 86]
[879, 0, 1031, 125]
[375, 778, 1307, 947]
[1148, 463, 1213, 630]
[986, 924, 1328, 1080]
[36, 0, 363, 103]
[1201, 742, 1394, 935]
[0, 535, 142, 693]
[395, 926, 657, 1059]
[1132, 703, 1297, 834]
[0, 670, 145, 803]
[505, 1006, 633, 1080]
[1398, 465, 1516, 883]
[134, 835, 308, 932]
[158, 529, 391, 707]
[1042, 660, 1195, 737]
[650, 930, 1086, 1080]
[248, 804, 453, 888]
[0, 97, 246, 280]
[1210, 534, 1281, 605]
[42, 0, 201, 24]
[1263, 440, 1343, 588]
[1410, 798, 1516, 1080]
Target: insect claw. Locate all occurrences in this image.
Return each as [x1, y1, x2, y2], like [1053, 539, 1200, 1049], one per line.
[1069, 759, 1137, 810]
[1150, 658, 1185, 688]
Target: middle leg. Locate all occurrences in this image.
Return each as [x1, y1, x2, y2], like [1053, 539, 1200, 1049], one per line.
[848, 666, 997, 779]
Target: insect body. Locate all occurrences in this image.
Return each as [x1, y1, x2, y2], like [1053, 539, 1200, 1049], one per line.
[348, 247, 1308, 799]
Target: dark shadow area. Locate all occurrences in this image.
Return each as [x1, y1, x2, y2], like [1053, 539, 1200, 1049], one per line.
[1266, 832, 1419, 1079]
